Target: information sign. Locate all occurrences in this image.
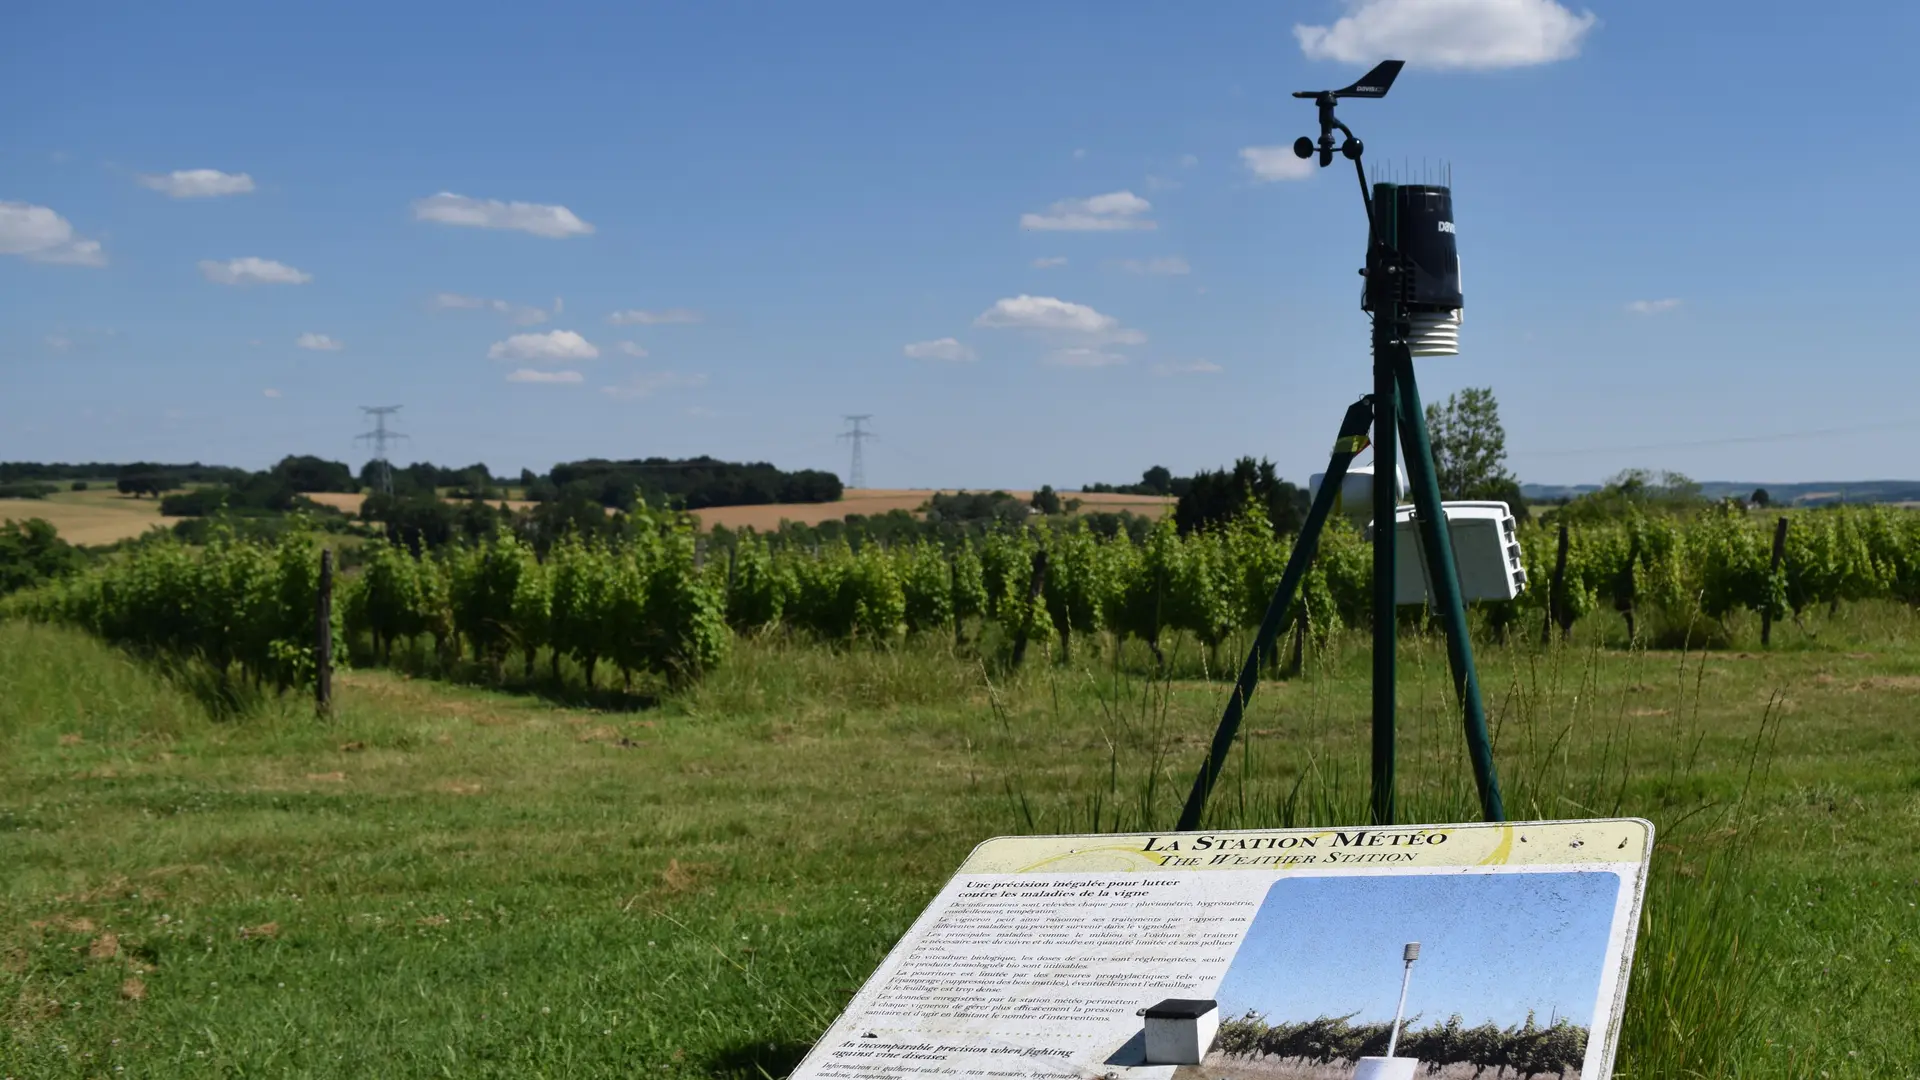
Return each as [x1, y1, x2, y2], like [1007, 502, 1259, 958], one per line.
[791, 818, 1652, 1080]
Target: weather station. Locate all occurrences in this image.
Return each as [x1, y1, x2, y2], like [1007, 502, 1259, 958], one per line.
[1177, 59, 1520, 831]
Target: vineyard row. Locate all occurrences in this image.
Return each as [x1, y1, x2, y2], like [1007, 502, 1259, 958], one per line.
[6, 504, 1919, 694]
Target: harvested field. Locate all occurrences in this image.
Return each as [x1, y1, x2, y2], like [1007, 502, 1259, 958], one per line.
[691, 488, 1174, 531]
[0, 490, 180, 547]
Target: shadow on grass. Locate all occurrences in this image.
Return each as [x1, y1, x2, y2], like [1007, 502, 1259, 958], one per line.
[704, 1039, 815, 1079]
[357, 639, 662, 713]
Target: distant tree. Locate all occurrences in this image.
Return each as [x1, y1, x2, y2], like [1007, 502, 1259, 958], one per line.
[113, 463, 177, 495]
[1141, 465, 1173, 496]
[1426, 387, 1521, 504]
[1174, 457, 1307, 536]
[1750, 487, 1772, 508]
[0, 518, 85, 596]
[270, 455, 356, 493]
[1029, 485, 1063, 515]
[1557, 469, 1707, 523]
[69, 481, 88, 492]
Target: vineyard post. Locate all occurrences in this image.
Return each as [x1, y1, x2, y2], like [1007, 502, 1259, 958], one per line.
[315, 548, 333, 718]
[1763, 515, 1788, 646]
[1009, 549, 1048, 670]
[1543, 522, 1570, 646]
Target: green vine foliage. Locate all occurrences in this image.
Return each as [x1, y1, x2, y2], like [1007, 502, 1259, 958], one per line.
[14, 503, 1920, 705]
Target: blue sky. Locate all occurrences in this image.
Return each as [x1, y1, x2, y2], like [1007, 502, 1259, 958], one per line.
[1214, 871, 1621, 1029]
[5, 1, 1919, 488]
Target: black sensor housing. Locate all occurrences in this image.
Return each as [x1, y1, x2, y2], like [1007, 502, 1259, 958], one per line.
[1371, 183, 1462, 312]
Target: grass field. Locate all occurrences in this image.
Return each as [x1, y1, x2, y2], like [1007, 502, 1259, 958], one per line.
[0, 489, 180, 548]
[2, 610, 1917, 1078]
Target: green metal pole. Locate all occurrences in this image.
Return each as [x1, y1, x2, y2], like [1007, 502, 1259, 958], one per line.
[1392, 353, 1506, 822]
[1369, 191, 1399, 829]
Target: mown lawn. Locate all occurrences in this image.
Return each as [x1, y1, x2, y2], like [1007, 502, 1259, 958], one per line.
[2, 614, 1916, 1078]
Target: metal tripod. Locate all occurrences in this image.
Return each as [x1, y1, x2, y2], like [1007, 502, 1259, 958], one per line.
[1175, 168, 1505, 831]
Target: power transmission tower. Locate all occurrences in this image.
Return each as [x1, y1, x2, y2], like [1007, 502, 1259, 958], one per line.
[355, 406, 408, 495]
[839, 415, 874, 490]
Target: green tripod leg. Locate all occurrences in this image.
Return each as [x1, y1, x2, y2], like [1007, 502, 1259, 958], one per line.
[1176, 397, 1377, 832]
[1393, 352, 1505, 822]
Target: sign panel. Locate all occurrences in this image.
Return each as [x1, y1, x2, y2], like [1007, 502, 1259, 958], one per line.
[791, 818, 1652, 1080]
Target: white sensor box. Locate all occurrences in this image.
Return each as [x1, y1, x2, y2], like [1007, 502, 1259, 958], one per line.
[1366, 500, 1526, 605]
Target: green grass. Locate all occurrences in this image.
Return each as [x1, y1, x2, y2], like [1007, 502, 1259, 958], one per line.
[2, 614, 1918, 1078]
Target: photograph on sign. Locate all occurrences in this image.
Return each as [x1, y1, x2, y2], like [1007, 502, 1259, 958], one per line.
[1181, 872, 1616, 1079]
[788, 819, 1650, 1080]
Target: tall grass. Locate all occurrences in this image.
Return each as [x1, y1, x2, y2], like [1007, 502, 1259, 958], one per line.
[986, 627, 1789, 1077]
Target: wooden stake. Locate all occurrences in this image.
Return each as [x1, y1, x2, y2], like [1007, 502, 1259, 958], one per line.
[315, 549, 333, 718]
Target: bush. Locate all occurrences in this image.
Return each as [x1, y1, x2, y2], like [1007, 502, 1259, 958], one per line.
[0, 482, 58, 499]
[161, 487, 231, 517]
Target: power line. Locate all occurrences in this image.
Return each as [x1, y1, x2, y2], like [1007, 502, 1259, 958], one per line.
[354, 406, 408, 495]
[838, 415, 874, 489]
[1524, 418, 1920, 459]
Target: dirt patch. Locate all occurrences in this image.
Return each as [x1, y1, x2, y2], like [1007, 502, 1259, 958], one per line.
[58, 733, 84, 746]
[88, 932, 120, 960]
[1627, 707, 1671, 717]
[1854, 675, 1920, 692]
[417, 914, 449, 927]
[338, 740, 366, 752]
[661, 858, 704, 893]
[438, 780, 484, 796]
[120, 976, 147, 1001]
[305, 771, 347, 783]
[239, 922, 280, 940]
[40, 915, 97, 934]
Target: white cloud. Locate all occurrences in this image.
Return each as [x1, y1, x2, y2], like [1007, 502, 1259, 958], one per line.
[903, 337, 976, 363]
[0, 201, 108, 266]
[1295, 0, 1597, 70]
[138, 169, 255, 198]
[1072, 148, 1088, 160]
[1046, 348, 1126, 368]
[487, 330, 599, 364]
[1626, 298, 1682, 315]
[601, 371, 708, 400]
[45, 334, 73, 352]
[607, 308, 703, 326]
[296, 333, 343, 351]
[199, 257, 311, 285]
[1031, 256, 1068, 269]
[617, 341, 650, 358]
[1117, 256, 1191, 275]
[1020, 191, 1156, 232]
[1179, 154, 1200, 169]
[411, 192, 594, 238]
[1143, 175, 1182, 192]
[975, 295, 1118, 335]
[431, 291, 550, 326]
[1153, 359, 1224, 376]
[1241, 146, 1317, 182]
[262, 388, 283, 398]
[506, 368, 585, 384]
